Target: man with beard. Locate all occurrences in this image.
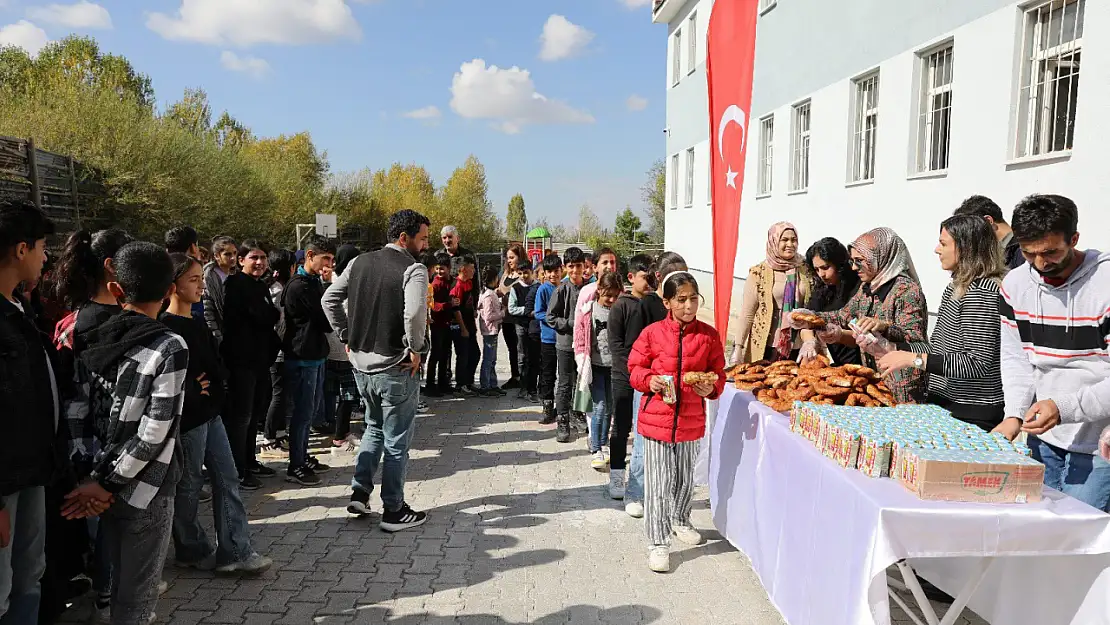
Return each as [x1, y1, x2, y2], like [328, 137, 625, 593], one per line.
[995, 194, 1110, 511]
[323, 210, 431, 530]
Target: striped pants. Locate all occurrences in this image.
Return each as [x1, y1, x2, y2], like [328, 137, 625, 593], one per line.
[643, 437, 699, 546]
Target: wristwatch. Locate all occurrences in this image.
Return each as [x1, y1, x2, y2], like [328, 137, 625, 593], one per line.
[913, 355, 925, 369]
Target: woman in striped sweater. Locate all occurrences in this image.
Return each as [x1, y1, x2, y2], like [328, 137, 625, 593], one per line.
[878, 215, 1007, 431]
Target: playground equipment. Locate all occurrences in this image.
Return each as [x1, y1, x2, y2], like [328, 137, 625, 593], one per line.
[523, 227, 552, 267]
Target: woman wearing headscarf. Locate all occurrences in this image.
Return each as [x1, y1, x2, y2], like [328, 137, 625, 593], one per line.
[323, 244, 362, 447]
[795, 227, 928, 403]
[732, 222, 812, 363]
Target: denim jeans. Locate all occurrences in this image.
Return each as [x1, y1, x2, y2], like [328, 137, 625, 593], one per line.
[1030, 436, 1110, 511]
[352, 367, 419, 512]
[480, 335, 499, 390]
[173, 417, 254, 566]
[626, 391, 645, 503]
[589, 366, 613, 453]
[286, 360, 326, 468]
[100, 495, 173, 625]
[0, 486, 45, 625]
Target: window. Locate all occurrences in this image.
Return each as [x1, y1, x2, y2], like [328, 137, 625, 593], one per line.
[760, 0, 778, 12]
[758, 116, 774, 196]
[1015, 0, 1084, 158]
[670, 153, 679, 208]
[684, 148, 695, 206]
[849, 73, 879, 183]
[790, 101, 811, 192]
[915, 44, 954, 173]
[672, 29, 682, 87]
[687, 13, 697, 74]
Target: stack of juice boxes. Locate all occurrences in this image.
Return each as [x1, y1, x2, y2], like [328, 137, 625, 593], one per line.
[788, 402, 1043, 503]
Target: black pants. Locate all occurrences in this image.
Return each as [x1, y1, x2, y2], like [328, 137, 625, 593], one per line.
[226, 365, 272, 478]
[519, 328, 540, 395]
[609, 380, 635, 470]
[265, 361, 290, 440]
[555, 348, 577, 415]
[333, 400, 354, 441]
[427, 326, 453, 390]
[502, 322, 520, 381]
[539, 342, 558, 401]
[452, 325, 480, 388]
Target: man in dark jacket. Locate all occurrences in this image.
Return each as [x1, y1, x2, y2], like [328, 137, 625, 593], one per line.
[954, 195, 1024, 270]
[282, 236, 336, 487]
[0, 201, 58, 625]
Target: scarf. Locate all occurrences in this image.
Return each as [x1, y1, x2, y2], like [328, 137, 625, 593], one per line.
[850, 227, 919, 291]
[766, 222, 802, 272]
[772, 271, 799, 360]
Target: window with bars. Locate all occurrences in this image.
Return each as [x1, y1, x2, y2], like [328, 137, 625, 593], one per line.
[850, 73, 879, 183]
[670, 153, 679, 208]
[915, 45, 953, 173]
[758, 116, 774, 196]
[687, 13, 697, 74]
[1015, 0, 1083, 158]
[790, 102, 811, 192]
[672, 29, 682, 87]
[760, 0, 778, 13]
[684, 148, 695, 206]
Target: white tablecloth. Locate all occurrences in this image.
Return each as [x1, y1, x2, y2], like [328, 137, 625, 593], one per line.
[708, 386, 1110, 625]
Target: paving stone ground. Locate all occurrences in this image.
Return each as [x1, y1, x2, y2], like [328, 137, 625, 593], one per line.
[61, 342, 987, 625]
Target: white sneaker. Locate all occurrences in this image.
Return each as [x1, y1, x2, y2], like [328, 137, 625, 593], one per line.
[158, 580, 169, 596]
[590, 450, 608, 471]
[216, 553, 273, 575]
[673, 525, 703, 546]
[648, 546, 670, 573]
[625, 501, 644, 518]
[608, 470, 625, 500]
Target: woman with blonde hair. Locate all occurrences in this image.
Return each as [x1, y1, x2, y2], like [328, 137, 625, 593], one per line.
[733, 222, 812, 363]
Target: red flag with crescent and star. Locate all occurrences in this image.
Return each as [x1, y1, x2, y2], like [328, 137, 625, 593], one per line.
[707, 0, 759, 340]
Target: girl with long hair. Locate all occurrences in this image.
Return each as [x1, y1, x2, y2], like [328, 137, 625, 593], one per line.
[264, 249, 297, 451]
[497, 242, 529, 389]
[804, 237, 862, 366]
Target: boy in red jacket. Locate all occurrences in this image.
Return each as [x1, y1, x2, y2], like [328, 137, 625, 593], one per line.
[425, 252, 454, 396]
[628, 271, 725, 574]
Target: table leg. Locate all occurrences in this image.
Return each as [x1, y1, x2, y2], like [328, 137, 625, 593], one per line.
[936, 557, 994, 625]
[889, 558, 996, 625]
[896, 561, 941, 625]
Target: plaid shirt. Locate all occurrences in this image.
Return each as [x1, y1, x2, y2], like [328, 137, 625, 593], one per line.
[67, 329, 189, 509]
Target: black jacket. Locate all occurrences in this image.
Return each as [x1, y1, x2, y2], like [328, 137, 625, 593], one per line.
[281, 271, 332, 361]
[0, 294, 60, 505]
[160, 313, 227, 433]
[221, 272, 280, 369]
[608, 293, 641, 388]
[524, 282, 541, 338]
[1004, 238, 1024, 270]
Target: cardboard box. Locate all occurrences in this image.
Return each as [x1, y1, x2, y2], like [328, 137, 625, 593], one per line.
[899, 449, 1045, 504]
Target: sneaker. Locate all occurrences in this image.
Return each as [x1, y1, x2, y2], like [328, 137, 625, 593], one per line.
[456, 385, 476, 396]
[249, 462, 276, 477]
[608, 471, 626, 500]
[305, 456, 331, 474]
[501, 378, 520, 390]
[158, 580, 169, 596]
[528, 393, 540, 404]
[310, 423, 333, 436]
[491, 388, 507, 396]
[626, 501, 644, 518]
[672, 525, 703, 546]
[538, 402, 556, 425]
[591, 451, 608, 471]
[379, 503, 428, 533]
[176, 554, 217, 571]
[648, 546, 670, 573]
[417, 401, 430, 414]
[572, 412, 588, 433]
[422, 386, 442, 398]
[197, 485, 213, 504]
[347, 490, 372, 517]
[555, 415, 572, 444]
[516, 388, 529, 399]
[285, 465, 321, 486]
[216, 553, 273, 575]
[239, 475, 263, 491]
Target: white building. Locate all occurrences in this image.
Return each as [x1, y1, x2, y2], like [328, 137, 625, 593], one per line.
[656, 0, 1102, 333]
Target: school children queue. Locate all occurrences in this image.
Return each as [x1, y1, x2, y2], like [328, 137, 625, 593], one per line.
[4, 190, 1110, 624]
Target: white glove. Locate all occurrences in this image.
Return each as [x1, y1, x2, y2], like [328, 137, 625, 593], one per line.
[798, 339, 821, 363]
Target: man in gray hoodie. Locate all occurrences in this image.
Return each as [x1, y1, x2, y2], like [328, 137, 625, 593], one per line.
[996, 194, 1110, 511]
[323, 209, 431, 531]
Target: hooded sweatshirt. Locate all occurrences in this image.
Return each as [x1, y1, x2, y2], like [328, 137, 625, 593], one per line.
[69, 311, 188, 508]
[999, 250, 1110, 454]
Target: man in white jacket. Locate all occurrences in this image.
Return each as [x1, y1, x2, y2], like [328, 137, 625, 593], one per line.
[995, 194, 1110, 511]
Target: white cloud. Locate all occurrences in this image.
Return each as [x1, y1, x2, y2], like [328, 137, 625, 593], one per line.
[538, 14, 593, 62]
[26, 1, 112, 29]
[618, 0, 653, 8]
[626, 94, 648, 112]
[147, 0, 361, 47]
[220, 50, 270, 78]
[0, 20, 49, 57]
[449, 59, 594, 135]
[402, 105, 442, 124]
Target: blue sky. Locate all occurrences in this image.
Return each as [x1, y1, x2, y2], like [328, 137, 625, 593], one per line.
[0, 0, 666, 228]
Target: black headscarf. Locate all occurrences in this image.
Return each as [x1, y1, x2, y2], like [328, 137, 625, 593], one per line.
[335, 244, 360, 276]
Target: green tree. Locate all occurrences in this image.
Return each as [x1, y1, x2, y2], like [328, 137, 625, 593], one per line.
[642, 158, 666, 242]
[506, 193, 527, 241]
[16, 36, 154, 106]
[576, 204, 603, 243]
[437, 155, 502, 252]
[614, 206, 642, 243]
[165, 87, 212, 136]
[213, 111, 253, 150]
[242, 132, 329, 188]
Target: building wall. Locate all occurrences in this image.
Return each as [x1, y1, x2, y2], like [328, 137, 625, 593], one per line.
[662, 0, 1107, 336]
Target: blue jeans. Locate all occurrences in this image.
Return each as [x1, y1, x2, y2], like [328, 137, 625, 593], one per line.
[627, 391, 645, 503]
[286, 360, 326, 468]
[173, 417, 254, 566]
[1030, 436, 1110, 511]
[589, 366, 613, 453]
[480, 335, 499, 390]
[0, 486, 45, 625]
[352, 368, 419, 512]
[100, 496, 173, 625]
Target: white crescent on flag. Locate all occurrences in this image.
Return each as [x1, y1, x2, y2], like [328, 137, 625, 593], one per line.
[717, 104, 747, 189]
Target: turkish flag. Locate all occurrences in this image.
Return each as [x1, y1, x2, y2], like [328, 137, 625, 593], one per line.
[707, 0, 759, 340]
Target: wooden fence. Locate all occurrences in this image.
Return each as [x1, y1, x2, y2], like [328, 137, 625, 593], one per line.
[0, 135, 106, 238]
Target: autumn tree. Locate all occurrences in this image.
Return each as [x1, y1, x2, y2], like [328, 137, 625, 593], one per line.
[506, 193, 527, 241]
[166, 88, 212, 136]
[437, 155, 502, 252]
[642, 159, 666, 242]
[1, 36, 154, 106]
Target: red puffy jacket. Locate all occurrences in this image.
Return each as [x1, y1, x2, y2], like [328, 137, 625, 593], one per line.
[628, 314, 726, 443]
